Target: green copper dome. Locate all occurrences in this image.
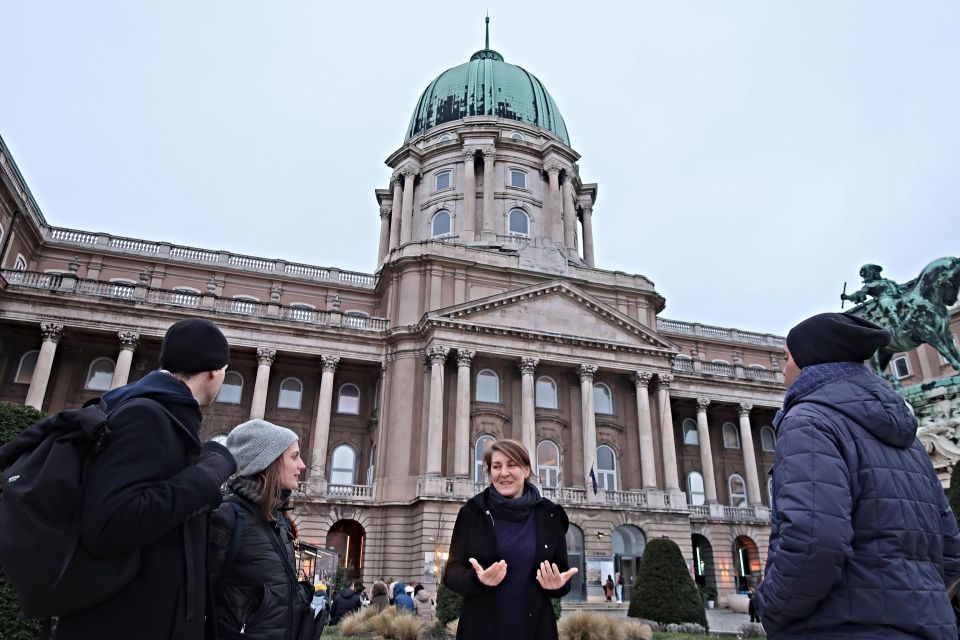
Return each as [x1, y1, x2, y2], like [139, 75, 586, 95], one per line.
[405, 48, 570, 145]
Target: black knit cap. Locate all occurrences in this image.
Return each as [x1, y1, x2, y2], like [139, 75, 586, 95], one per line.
[786, 312, 890, 368]
[160, 318, 230, 373]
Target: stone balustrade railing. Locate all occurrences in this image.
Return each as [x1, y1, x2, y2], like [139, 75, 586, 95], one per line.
[1, 270, 388, 333]
[325, 484, 374, 499]
[658, 317, 785, 348]
[700, 361, 734, 377]
[45, 227, 377, 289]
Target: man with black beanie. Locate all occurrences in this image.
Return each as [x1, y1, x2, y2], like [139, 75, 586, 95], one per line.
[756, 312, 960, 640]
[55, 318, 238, 640]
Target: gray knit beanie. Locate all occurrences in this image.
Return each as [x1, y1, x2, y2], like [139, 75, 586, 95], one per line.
[226, 419, 299, 477]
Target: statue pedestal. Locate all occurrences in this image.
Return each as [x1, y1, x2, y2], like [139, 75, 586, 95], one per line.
[903, 375, 960, 487]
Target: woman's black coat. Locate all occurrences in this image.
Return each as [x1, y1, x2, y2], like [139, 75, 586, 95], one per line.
[208, 492, 309, 640]
[443, 489, 571, 640]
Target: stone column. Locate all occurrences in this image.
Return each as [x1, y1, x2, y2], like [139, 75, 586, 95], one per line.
[582, 204, 595, 266]
[656, 373, 680, 491]
[389, 174, 403, 251]
[309, 355, 340, 484]
[632, 371, 658, 489]
[109, 331, 140, 390]
[519, 357, 539, 457]
[377, 205, 392, 264]
[579, 364, 598, 488]
[695, 397, 719, 503]
[426, 346, 450, 476]
[400, 167, 417, 245]
[461, 149, 477, 242]
[481, 148, 496, 236]
[545, 163, 563, 244]
[562, 173, 577, 250]
[739, 403, 763, 505]
[454, 349, 475, 477]
[249, 348, 276, 420]
[25, 322, 64, 410]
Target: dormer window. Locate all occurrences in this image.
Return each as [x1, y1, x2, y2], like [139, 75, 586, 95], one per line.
[435, 170, 452, 191]
[510, 132, 525, 141]
[509, 169, 527, 189]
[437, 134, 452, 143]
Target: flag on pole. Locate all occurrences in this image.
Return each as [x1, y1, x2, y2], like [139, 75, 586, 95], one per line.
[589, 463, 599, 495]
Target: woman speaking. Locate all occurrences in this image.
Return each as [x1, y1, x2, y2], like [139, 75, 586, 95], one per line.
[443, 439, 577, 640]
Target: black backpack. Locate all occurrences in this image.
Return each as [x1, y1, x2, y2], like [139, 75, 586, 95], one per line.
[0, 397, 177, 618]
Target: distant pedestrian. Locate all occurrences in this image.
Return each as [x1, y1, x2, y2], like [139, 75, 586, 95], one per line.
[604, 575, 614, 602]
[615, 572, 624, 604]
[413, 584, 435, 622]
[393, 582, 414, 613]
[370, 580, 390, 612]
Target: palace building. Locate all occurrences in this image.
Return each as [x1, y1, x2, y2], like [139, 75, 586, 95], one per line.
[1, 37, 806, 603]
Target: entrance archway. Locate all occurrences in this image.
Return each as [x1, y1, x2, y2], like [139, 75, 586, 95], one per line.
[691, 534, 717, 602]
[613, 525, 646, 602]
[733, 535, 760, 591]
[565, 524, 586, 601]
[327, 519, 365, 579]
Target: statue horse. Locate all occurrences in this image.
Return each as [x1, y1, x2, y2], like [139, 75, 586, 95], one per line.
[847, 256, 960, 375]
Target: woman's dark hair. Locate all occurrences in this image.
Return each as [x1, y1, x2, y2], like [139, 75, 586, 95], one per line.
[257, 456, 285, 522]
[414, 584, 424, 595]
[482, 438, 532, 476]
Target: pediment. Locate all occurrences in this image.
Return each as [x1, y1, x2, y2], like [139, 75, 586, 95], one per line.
[429, 281, 677, 353]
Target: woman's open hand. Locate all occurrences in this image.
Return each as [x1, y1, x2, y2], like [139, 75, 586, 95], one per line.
[536, 561, 578, 590]
[469, 558, 508, 586]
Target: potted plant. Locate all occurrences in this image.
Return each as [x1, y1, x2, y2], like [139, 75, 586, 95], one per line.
[705, 586, 717, 609]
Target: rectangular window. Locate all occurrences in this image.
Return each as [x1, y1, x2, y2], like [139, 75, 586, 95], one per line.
[435, 171, 451, 190]
[892, 356, 911, 379]
[510, 170, 526, 189]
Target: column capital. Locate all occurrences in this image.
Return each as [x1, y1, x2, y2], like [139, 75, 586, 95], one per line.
[463, 147, 479, 161]
[399, 164, 419, 179]
[391, 172, 403, 186]
[257, 347, 277, 366]
[117, 331, 140, 350]
[519, 357, 539, 375]
[380, 205, 392, 218]
[427, 345, 450, 365]
[578, 364, 598, 382]
[320, 354, 340, 373]
[632, 370, 653, 388]
[739, 402, 753, 417]
[657, 372, 674, 389]
[544, 161, 563, 175]
[40, 322, 64, 343]
[696, 397, 711, 412]
[581, 203, 594, 215]
[456, 349, 476, 366]
[481, 147, 496, 161]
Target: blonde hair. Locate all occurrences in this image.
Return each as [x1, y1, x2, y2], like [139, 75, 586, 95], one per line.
[483, 439, 532, 477]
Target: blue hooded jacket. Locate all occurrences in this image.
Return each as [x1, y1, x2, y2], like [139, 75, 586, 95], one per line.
[756, 362, 960, 639]
[393, 582, 415, 612]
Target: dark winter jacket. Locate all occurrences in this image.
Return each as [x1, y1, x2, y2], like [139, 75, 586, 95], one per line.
[392, 583, 414, 612]
[55, 371, 230, 640]
[208, 479, 310, 640]
[756, 363, 960, 640]
[443, 488, 570, 640]
[329, 587, 362, 624]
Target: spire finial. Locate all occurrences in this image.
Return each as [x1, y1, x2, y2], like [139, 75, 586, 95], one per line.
[485, 14, 490, 50]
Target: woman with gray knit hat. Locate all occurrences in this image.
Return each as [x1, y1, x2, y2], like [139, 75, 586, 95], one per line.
[207, 419, 318, 640]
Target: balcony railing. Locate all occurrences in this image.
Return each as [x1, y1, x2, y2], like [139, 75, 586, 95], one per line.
[672, 357, 694, 372]
[657, 317, 785, 348]
[745, 367, 778, 382]
[542, 487, 588, 503]
[700, 361, 734, 377]
[325, 484, 373, 499]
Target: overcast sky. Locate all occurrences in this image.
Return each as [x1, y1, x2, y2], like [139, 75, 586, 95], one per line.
[2, 2, 957, 335]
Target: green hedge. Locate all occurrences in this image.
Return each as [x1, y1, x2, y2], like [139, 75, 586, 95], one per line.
[628, 538, 707, 629]
[0, 402, 49, 640]
[435, 582, 462, 625]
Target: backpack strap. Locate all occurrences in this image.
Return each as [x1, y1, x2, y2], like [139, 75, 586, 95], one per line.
[219, 499, 246, 580]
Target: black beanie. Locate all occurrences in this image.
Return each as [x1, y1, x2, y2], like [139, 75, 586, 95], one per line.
[160, 318, 230, 373]
[786, 312, 890, 368]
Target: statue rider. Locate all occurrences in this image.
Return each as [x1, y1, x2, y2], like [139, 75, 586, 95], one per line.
[841, 264, 900, 320]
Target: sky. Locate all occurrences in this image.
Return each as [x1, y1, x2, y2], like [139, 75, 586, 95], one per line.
[1, 2, 957, 335]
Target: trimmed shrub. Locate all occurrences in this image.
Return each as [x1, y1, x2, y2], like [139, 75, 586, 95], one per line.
[551, 597, 562, 620]
[435, 582, 462, 625]
[627, 538, 707, 629]
[0, 402, 48, 640]
[339, 606, 379, 636]
[558, 610, 624, 640]
[621, 619, 653, 640]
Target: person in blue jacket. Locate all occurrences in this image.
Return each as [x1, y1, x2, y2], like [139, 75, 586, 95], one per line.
[757, 312, 960, 639]
[392, 582, 415, 612]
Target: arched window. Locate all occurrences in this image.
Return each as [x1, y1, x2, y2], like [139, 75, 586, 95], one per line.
[329, 444, 357, 485]
[475, 369, 499, 403]
[749, 364, 767, 370]
[216, 371, 243, 404]
[535, 376, 558, 409]
[687, 470, 705, 506]
[85, 357, 115, 391]
[14, 350, 39, 384]
[109, 278, 136, 298]
[723, 422, 740, 449]
[767, 476, 774, 508]
[760, 426, 776, 452]
[728, 474, 747, 507]
[509, 169, 527, 189]
[596, 444, 617, 491]
[594, 383, 613, 415]
[337, 383, 361, 414]
[508, 208, 529, 236]
[712, 359, 730, 366]
[474, 435, 495, 484]
[278, 377, 303, 410]
[437, 134, 452, 143]
[431, 210, 452, 238]
[231, 295, 259, 314]
[891, 356, 911, 379]
[537, 440, 561, 488]
[14, 254, 27, 271]
[435, 170, 451, 191]
[682, 418, 699, 446]
[510, 132, 525, 141]
[171, 287, 201, 307]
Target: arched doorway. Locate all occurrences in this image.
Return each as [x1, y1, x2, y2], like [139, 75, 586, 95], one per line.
[733, 535, 760, 592]
[565, 524, 586, 601]
[613, 525, 646, 602]
[327, 520, 365, 580]
[691, 534, 717, 603]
